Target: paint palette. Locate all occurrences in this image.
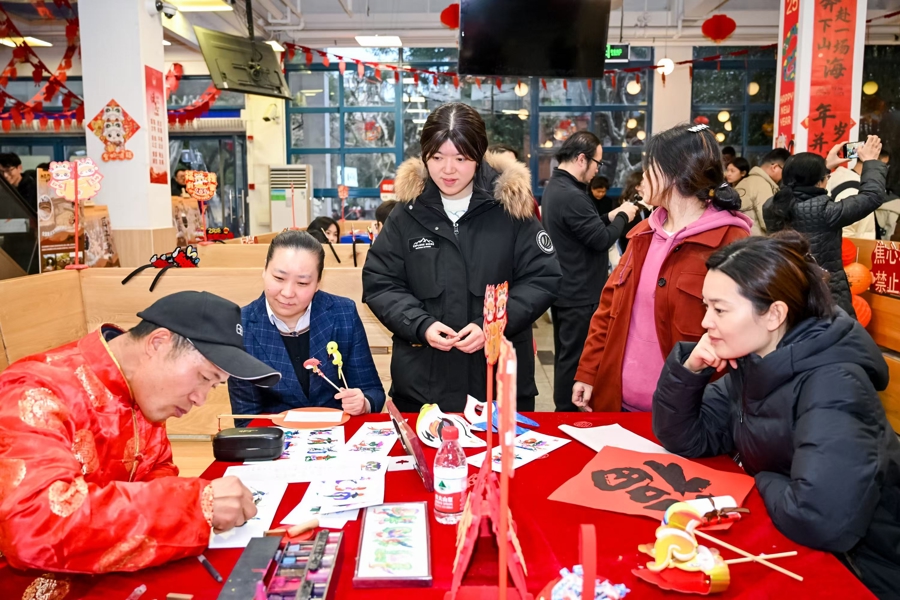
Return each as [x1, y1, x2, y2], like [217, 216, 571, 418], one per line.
[266, 530, 343, 600]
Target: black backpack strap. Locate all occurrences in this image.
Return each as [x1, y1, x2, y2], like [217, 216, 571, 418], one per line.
[830, 180, 861, 200]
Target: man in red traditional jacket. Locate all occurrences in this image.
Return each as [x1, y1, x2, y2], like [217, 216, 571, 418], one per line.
[0, 291, 281, 573]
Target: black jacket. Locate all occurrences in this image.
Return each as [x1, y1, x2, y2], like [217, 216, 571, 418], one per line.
[763, 161, 888, 316]
[653, 313, 900, 598]
[541, 168, 628, 308]
[362, 152, 561, 413]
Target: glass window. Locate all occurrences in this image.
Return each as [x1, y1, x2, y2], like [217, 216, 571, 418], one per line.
[594, 111, 647, 147]
[692, 70, 744, 105]
[343, 73, 396, 106]
[692, 110, 744, 148]
[748, 69, 776, 105]
[290, 153, 340, 188]
[344, 112, 395, 148]
[290, 113, 339, 149]
[313, 196, 383, 221]
[483, 113, 531, 159]
[747, 111, 775, 147]
[168, 77, 244, 109]
[538, 112, 590, 149]
[288, 71, 339, 108]
[539, 79, 591, 106]
[595, 73, 647, 105]
[597, 152, 644, 188]
[343, 153, 396, 188]
[693, 46, 776, 60]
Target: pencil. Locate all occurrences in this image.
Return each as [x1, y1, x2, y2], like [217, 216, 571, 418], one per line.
[197, 553, 223, 583]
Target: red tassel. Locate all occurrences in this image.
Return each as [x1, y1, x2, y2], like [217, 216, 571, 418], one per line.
[414, 72, 420, 86]
[636, 73, 641, 85]
[496, 78, 502, 91]
[357, 61, 365, 77]
[475, 77, 482, 89]
[53, 118, 61, 131]
[563, 79, 568, 91]
[32, 65, 43, 84]
[541, 78, 547, 91]
[10, 108, 21, 126]
[318, 51, 330, 67]
[286, 45, 295, 62]
[339, 60, 346, 74]
[1, 120, 10, 133]
[75, 104, 84, 124]
[717, 60, 721, 71]
[63, 117, 72, 130]
[433, 74, 439, 86]
[661, 73, 666, 87]
[453, 75, 460, 89]
[611, 73, 617, 88]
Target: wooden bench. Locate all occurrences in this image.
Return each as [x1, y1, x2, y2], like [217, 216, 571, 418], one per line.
[850, 238, 900, 431]
[198, 242, 369, 269]
[0, 267, 393, 436]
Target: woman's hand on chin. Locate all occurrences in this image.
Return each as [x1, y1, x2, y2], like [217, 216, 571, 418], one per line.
[685, 333, 738, 374]
[335, 388, 370, 415]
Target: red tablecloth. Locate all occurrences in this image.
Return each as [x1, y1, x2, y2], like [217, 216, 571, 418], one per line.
[0, 412, 875, 599]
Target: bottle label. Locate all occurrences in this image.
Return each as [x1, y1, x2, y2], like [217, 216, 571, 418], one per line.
[434, 472, 467, 514]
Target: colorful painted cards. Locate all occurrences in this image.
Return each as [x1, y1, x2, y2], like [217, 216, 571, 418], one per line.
[466, 430, 570, 472]
[209, 481, 287, 549]
[353, 502, 432, 587]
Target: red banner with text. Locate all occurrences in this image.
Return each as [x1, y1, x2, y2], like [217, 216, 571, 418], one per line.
[803, 0, 857, 157]
[776, 0, 799, 150]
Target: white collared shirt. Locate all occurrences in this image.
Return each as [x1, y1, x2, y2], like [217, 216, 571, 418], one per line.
[265, 298, 312, 335]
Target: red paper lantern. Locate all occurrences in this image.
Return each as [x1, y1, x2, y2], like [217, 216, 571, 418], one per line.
[440, 3, 460, 29]
[702, 15, 737, 43]
[693, 115, 710, 125]
[852, 294, 872, 328]
[841, 238, 857, 266]
[845, 262, 872, 295]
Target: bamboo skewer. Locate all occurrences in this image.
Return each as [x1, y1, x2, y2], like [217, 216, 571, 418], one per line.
[723, 551, 797, 565]
[694, 530, 803, 581]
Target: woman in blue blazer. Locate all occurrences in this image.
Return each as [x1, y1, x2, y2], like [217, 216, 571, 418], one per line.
[228, 230, 385, 425]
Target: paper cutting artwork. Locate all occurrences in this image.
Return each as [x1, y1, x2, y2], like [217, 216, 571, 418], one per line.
[88, 100, 140, 162]
[548, 447, 754, 519]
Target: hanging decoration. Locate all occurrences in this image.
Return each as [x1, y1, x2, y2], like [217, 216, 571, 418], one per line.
[165, 63, 184, 101]
[702, 15, 737, 43]
[87, 100, 140, 161]
[439, 3, 460, 29]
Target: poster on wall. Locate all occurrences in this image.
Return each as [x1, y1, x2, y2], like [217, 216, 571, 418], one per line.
[36, 168, 85, 272]
[87, 100, 140, 162]
[803, 0, 857, 158]
[145, 66, 169, 185]
[775, 0, 799, 150]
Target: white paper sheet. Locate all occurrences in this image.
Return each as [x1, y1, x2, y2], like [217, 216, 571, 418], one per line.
[284, 410, 343, 423]
[208, 481, 287, 549]
[466, 430, 570, 472]
[344, 421, 398, 457]
[225, 460, 335, 483]
[244, 426, 345, 464]
[280, 495, 360, 529]
[558, 423, 671, 455]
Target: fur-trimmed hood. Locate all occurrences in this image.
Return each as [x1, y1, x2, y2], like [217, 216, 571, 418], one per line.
[394, 151, 534, 220]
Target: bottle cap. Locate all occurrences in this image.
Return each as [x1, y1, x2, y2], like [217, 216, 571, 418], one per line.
[441, 425, 459, 441]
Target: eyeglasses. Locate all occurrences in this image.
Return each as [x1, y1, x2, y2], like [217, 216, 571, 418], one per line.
[587, 156, 604, 168]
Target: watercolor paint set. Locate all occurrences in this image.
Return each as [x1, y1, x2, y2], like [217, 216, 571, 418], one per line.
[265, 530, 344, 600]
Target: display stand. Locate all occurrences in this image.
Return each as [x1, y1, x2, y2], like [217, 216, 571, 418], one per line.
[65, 164, 88, 270]
[185, 170, 218, 246]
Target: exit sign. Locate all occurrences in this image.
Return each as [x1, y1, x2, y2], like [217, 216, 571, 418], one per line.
[605, 44, 630, 63]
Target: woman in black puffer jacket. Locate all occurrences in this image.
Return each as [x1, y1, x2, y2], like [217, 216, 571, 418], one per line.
[763, 136, 887, 317]
[653, 232, 900, 599]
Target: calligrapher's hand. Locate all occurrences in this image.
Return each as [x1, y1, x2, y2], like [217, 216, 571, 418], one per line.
[335, 387, 369, 415]
[210, 476, 257, 533]
[684, 333, 738, 374]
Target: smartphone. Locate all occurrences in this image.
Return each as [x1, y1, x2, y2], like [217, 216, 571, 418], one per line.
[842, 141, 864, 160]
[631, 193, 643, 205]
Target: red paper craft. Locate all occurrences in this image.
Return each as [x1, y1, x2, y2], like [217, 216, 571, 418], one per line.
[87, 100, 140, 161]
[548, 447, 754, 519]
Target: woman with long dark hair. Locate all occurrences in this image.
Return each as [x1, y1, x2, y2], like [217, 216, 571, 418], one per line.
[653, 232, 900, 599]
[763, 136, 887, 316]
[573, 123, 751, 412]
[362, 103, 560, 412]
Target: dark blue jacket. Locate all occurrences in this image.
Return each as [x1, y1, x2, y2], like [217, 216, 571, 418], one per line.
[227, 291, 385, 425]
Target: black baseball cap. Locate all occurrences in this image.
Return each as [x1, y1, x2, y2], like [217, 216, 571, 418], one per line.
[137, 291, 281, 387]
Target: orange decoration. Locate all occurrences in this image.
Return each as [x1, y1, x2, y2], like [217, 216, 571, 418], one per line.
[841, 238, 857, 266]
[852, 294, 872, 327]
[845, 262, 872, 295]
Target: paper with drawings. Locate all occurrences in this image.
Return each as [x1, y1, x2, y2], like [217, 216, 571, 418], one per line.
[558, 423, 671, 455]
[344, 421, 398, 457]
[225, 459, 334, 483]
[466, 430, 570, 472]
[280, 494, 360, 530]
[209, 481, 287, 548]
[246, 426, 345, 463]
[305, 474, 386, 514]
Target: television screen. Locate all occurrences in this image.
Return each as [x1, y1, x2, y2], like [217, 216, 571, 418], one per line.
[194, 26, 291, 100]
[458, 0, 612, 78]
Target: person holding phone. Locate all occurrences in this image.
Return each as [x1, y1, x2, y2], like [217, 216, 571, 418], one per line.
[763, 136, 888, 318]
[827, 142, 892, 240]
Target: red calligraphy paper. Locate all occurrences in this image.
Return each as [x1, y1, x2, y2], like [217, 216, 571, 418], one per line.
[548, 447, 754, 520]
[775, 0, 799, 149]
[805, 0, 857, 157]
[870, 241, 900, 298]
[145, 66, 169, 185]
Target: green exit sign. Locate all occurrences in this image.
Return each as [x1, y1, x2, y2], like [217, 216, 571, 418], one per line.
[605, 44, 630, 63]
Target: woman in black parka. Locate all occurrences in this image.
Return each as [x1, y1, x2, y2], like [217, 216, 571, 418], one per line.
[763, 136, 888, 317]
[653, 232, 900, 599]
[362, 103, 560, 413]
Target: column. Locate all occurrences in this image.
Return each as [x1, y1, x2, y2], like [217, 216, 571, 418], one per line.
[776, 0, 868, 156]
[77, 0, 174, 266]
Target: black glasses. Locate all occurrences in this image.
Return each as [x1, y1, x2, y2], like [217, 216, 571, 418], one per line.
[586, 155, 604, 168]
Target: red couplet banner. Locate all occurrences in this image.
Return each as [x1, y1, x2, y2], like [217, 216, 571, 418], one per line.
[776, 0, 799, 149]
[804, 0, 858, 157]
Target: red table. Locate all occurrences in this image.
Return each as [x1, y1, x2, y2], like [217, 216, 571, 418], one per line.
[0, 413, 874, 599]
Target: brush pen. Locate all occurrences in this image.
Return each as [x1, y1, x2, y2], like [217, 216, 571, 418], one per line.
[197, 553, 223, 583]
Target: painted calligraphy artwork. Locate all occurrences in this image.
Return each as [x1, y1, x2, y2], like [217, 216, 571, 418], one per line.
[548, 447, 754, 519]
[870, 241, 900, 298]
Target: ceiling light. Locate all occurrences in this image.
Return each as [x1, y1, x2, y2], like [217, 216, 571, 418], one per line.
[172, 0, 233, 11]
[0, 36, 52, 47]
[514, 82, 529, 97]
[265, 40, 286, 53]
[626, 118, 638, 129]
[863, 81, 879, 95]
[543, 140, 554, 148]
[402, 77, 416, 84]
[406, 108, 430, 114]
[656, 58, 675, 76]
[626, 80, 641, 95]
[718, 110, 730, 123]
[162, 40, 172, 46]
[412, 119, 427, 124]
[724, 121, 733, 132]
[355, 35, 402, 47]
[747, 81, 760, 96]
[715, 132, 726, 143]
[636, 130, 646, 140]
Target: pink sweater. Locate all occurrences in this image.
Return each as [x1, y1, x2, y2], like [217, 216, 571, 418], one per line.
[620, 206, 752, 412]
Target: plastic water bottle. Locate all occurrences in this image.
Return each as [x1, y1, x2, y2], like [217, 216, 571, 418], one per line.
[433, 425, 468, 525]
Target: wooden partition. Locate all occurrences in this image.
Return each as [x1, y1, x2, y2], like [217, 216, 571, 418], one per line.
[198, 242, 369, 269]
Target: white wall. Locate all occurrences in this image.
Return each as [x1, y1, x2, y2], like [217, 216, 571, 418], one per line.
[242, 95, 286, 234]
[651, 46, 694, 136]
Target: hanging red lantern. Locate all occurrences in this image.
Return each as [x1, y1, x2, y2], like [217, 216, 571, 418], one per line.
[702, 14, 737, 43]
[841, 238, 857, 266]
[440, 3, 460, 29]
[852, 294, 872, 328]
